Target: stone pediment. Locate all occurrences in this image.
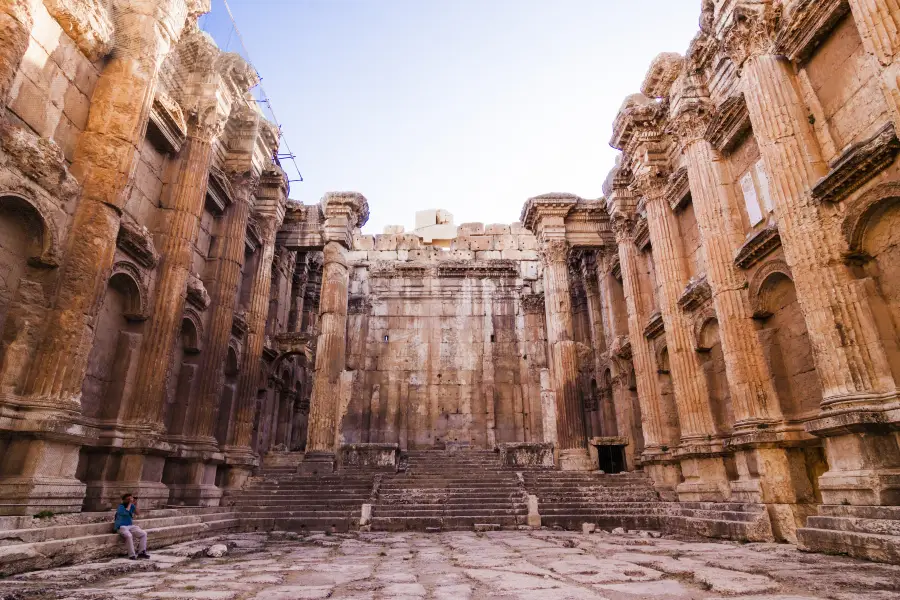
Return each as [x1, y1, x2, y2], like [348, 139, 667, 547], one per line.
[116, 219, 159, 268]
[148, 92, 187, 154]
[205, 168, 233, 215]
[644, 311, 665, 340]
[632, 216, 651, 252]
[666, 167, 691, 211]
[678, 276, 712, 312]
[704, 95, 751, 154]
[775, 0, 851, 64]
[812, 123, 900, 204]
[735, 225, 781, 270]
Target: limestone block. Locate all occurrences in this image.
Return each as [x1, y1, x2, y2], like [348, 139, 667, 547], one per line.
[510, 221, 528, 234]
[467, 236, 492, 251]
[354, 235, 375, 250]
[206, 544, 228, 558]
[485, 224, 510, 235]
[375, 235, 398, 251]
[475, 251, 501, 260]
[527, 494, 541, 528]
[518, 236, 538, 250]
[360, 503, 373, 526]
[451, 237, 472, 250]
[519, 261, 539, 280]
[492, 235, 518, 250]
[371, 251, 398, 261]
[499, 442, 555, 469]
[444, 250, 474, 261]
[395, 234, 423, 250]
[345, 250, 369, 263]
[396, 249, 409, 261]
[458, 222, 484, 235]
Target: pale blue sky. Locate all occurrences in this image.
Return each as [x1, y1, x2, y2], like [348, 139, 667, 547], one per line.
[216, 0, 701, 233]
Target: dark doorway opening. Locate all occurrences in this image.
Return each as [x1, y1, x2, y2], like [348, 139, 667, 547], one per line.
[597, 445, 626, 474]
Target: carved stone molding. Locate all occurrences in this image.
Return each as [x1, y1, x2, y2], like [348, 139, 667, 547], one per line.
[678, 276, 712, 312]
[186, 273, 211, 311]
[370, 263, 430, 280]
[232, 310, 249, 339]
[246, 218, 262, 253]
[665, 167, 691, 211]
[632, 216, 651, 252]
[719, 1, 782, 69]
[644, 311, 665, 340]
[520, 293, 546, 315]
[611, 257, 622, 282]
[539, 239, 570, 266]
[148, 92, 187, 154]
[812, 123, 900, 204]
[611, 335, 632, 361]
[205, 168, 234, 215]
[748, 259, 793, 318]
[110, 261, 149, 322]
[116, 219, 159, 268]
[775, 0, 851, 64]
[704, 94, 752, 154]
[693, 309, 719, 352]
[438, 261, 519, 278]
[842, 181, 900, 258]
[181, 307, 205, 354]
[734, 224, 781, 269]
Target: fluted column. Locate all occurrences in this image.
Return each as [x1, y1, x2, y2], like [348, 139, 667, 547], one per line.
[639, 175, 718, 441]
[540, 239, 592, 469]
[582, 267, 605, 437]
[741, 54, 896, 408]
[22, 0, 193, 408]
[0, 0, 35, 106]
[614, 223, 667, 451]
[849, 0, 900, 129]
[127, 127, 219, 429]
[185, 172, 258, 446]
[673, 109, 782, 428]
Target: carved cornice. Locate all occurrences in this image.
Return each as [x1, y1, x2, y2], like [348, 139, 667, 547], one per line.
[677, 276, 712, 312]
[148, 92, 187, 154]
[704, 94, 752, 154]
[611, 335, 632, 361]
[232, 310, 249, 339]
[521, 293, 546, 315]
[520, 193, 579, 233]
[370, 263, 430, 279]
[322, 192, 370, 247]
[641, 53, 684, 99]
[246, 218, 262, 253]
[438, 261, 519, 278]
[812, 123, 900, 204]
[644, 311, 665, 340]
[116, 219, 159, 268]
[734, 224, 781, 269]
[611, 257, 622, 282]
[186, 273, 211, 311]
[774, 0, 850, 64]
[205, 168, 233, 215]
[665, 167, 691, 211]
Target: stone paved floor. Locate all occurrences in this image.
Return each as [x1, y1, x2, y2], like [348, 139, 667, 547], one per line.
[4, 530, 900, 600]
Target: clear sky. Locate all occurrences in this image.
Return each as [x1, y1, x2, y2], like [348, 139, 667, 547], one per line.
[214, 0, 701, 234]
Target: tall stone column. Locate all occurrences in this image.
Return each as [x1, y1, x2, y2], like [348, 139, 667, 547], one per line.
[0, 0, 35, 106]
[670, 81, 782, 430]
[540, 238, 592, 470]
[0, 0, 196, 515]
[849, 0, 900, 130]
[302, 192, 369, 474]
[723, 3, 899, 505]
[223, 168, 288, 489]
[581, 265, 606, 437]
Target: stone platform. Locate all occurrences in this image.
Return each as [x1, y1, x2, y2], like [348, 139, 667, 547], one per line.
[3, 530, 900, 600]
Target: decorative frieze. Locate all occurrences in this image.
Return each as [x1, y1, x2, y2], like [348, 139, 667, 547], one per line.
[812, 123, 900, 204]
[734, 225, 782, 269]
[437, 261, 518, 278]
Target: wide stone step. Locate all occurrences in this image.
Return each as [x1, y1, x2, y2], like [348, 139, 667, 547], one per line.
[818, 504, 900, 521]
[540, 515, 662, 531]
[664, 514, 773, 543]
[806, 515, 900, 537]
[797, 526, 900, 564]
[240, 516, 357, 534]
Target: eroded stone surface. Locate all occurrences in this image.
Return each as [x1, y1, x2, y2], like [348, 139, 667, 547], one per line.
[5, 531, 900, 600]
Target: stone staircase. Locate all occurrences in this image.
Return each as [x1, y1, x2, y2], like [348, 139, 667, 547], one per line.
[523, 471, 665, 531]
[0, 507, 239, 576]
[371, 450, 529, 531]
[664, 501, 774, 542]
[798, 505, 900, 564]
[228, 468, 375, 534]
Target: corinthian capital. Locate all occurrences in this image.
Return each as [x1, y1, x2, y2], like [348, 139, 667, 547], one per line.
[719, 0, 782, 69]
[539, 238, 570, 266]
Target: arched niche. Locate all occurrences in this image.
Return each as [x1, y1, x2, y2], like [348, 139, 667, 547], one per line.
[695, 316, 733, 435]
[216, 344, 241, 445]
[81, 270, 147, 420]
[0, 192, 61, 269]
[753, 267, 822, 421]
[655, 342, 681, 446]
[164, 316, 204, 435]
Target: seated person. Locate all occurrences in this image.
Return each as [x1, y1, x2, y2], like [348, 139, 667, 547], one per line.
[114, 493, 149, 559]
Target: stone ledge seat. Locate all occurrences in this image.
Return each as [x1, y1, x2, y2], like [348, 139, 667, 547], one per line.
[798, 505, 900, 564]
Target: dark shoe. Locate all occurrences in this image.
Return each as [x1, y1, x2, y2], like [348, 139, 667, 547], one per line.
[128, 555, 138, 560]
[137, 552, 150, 559]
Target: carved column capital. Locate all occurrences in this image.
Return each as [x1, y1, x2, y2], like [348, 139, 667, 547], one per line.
[718, 0, 782, 69]
[322, 192, 370, 248]
[228, 170, 261, 203]
[611, 214, 636, 244]
[539, 238, 570, 266]
[632, 166, 670, 204]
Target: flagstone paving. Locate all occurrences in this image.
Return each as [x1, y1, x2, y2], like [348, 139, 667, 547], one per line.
[2, 530, 899, 599]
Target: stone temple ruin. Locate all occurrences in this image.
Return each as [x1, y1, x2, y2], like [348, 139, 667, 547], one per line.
[1, 0, 900, 581]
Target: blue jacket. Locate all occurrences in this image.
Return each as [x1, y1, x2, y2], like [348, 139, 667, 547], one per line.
[114, 504, 135, 531]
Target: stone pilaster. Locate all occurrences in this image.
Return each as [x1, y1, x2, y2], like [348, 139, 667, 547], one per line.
[302, 192, 369, 474]
[224, 168, 288, 487]
[0, 0, 35, 107]
[722, 2, 900, 505]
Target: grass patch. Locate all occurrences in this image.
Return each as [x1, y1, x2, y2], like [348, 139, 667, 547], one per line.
[33, 510, 55, 519]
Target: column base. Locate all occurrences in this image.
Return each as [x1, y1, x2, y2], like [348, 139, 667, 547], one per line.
[167, 483, 223, 507]
[164, 459, 222, 507]
[0, 476, 86, 516]
[300, 451, 336, 475]
[676, 456, 730, 502]
[558, 448, 594, 471]
[644, 461, 682, 502]
[81, 452, 170, 512]
[817, 430, 900, 506]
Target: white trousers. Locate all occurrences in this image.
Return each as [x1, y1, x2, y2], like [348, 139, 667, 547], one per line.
[119, 524, 147, 556]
